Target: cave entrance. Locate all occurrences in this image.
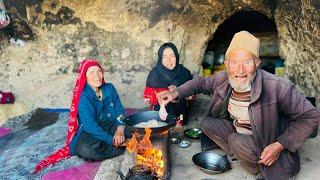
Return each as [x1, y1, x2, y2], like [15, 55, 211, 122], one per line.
[203, 10, 284, 76]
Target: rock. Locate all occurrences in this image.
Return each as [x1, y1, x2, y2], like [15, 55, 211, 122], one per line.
[275, 0, 320, 105]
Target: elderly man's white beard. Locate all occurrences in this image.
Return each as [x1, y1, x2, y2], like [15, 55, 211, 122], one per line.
[229, 78, 251, 92]
[228, 72, 256, 92]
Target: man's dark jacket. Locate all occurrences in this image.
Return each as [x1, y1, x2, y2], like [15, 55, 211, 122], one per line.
[177, 69, 320, 179]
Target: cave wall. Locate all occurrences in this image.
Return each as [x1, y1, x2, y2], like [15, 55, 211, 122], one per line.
[275, 0, 320, 102]
[0, 0, 319, 110]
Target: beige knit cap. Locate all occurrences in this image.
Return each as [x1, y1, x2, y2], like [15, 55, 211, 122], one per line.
[225, 31, 260, 58]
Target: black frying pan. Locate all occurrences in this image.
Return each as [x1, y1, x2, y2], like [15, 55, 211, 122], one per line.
[123, 111, 175, 135]
[192, 152, 231, 174]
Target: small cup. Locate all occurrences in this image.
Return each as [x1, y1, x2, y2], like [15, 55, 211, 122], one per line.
[179, 140, 191, 148]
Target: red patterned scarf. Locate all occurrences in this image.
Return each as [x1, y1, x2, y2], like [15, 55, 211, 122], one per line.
[34, 59, 105, 173]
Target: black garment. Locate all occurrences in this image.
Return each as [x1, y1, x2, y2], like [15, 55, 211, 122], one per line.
[146, 42, 193, 88]
[75, 121, 132, 161]
[147, 43, 193, 124]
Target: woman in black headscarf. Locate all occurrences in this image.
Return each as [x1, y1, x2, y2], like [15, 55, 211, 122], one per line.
[143, 42, 193, 125]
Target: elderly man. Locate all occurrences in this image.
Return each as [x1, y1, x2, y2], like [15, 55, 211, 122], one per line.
[158, 31, 320, 179]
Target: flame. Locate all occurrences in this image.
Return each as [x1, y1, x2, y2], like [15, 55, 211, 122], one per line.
[139, 128, 153, 150]
[126, 128, 165, 177]
[126, 133, 138, 153]
[136, 149, 165, 177]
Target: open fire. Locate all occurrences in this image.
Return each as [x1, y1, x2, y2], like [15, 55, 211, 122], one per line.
[126, 128, 165, 178]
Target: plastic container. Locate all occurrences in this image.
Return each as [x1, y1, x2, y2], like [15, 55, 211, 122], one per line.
[204, 51, 214, 66]
[203, 69, 212, 77]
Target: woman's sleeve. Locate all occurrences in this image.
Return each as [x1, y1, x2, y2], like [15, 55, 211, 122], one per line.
[78, 94, 113, 145]
[143, 86, 158, 106]
[110, 84, 125, 126]
[144, 87, 168, 106]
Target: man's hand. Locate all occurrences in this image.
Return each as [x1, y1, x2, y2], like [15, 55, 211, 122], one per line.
[156, 90, 179, 105]
[168, 85, 177, 92]
[113, 125, 125, 147]
[258, 142, 284, 166]
[185, 95, 195, 101]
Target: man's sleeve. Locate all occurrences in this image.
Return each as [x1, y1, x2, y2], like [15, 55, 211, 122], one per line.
[177, 75, 216, 99]
[276, 82, 320, 152]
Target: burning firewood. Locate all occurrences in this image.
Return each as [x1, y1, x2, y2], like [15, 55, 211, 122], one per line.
[126, 128, 165, 178]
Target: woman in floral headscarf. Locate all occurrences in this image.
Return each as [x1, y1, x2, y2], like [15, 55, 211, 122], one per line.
[34, 59, 132, 173]
[143, 43, 193, 126]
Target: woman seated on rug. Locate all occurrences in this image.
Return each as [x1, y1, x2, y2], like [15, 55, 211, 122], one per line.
[34, 59, 132, 173]
[144, 42, 193, 126]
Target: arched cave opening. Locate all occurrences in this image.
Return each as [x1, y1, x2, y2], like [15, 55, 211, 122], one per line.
[203, 10, 284, 76]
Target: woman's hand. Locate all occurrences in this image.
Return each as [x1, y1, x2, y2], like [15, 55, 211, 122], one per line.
[113, 125, 125, 147]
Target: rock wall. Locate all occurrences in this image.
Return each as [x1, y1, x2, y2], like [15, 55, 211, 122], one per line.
[275, 0, 320, 103]
[0, 0, 319, 110]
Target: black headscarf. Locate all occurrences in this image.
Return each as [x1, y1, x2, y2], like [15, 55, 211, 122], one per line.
[146, 42, 193, 88]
